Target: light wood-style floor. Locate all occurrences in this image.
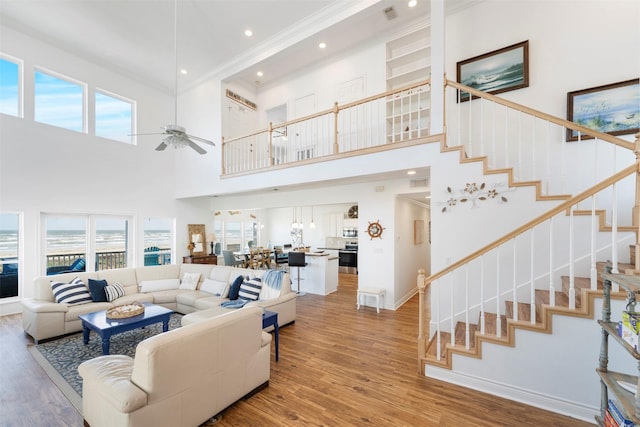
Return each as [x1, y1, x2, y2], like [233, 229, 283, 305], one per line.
[0, 273, 592, 426]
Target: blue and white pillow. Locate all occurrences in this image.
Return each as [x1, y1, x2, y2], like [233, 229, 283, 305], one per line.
[104, 282, 126, 302]
[50, 277, 92, 305]
[238, 278, 262, 301]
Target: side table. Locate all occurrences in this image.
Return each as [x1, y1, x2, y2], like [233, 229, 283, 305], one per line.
[262, 310, 279, 362]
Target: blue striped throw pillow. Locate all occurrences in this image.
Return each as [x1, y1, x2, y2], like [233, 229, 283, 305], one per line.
[50, 277, 92, 305]
[238, 278, 262, 301]
[104, 282, 125, 302]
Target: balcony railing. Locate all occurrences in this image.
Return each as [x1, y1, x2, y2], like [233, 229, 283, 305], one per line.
[45, 248, 172, 274]
[222, 80, 431, 175]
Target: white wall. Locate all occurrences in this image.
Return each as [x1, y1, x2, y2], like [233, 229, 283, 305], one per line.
[0, 27, 212, 314]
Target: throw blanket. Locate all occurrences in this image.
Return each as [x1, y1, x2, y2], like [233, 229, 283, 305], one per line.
[221, 299, 249, 309]
[262, 269, 284, 290]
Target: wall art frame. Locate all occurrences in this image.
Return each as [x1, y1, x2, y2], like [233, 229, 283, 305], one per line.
[566, 78, 639, 142]
[456, 40, 529, 102]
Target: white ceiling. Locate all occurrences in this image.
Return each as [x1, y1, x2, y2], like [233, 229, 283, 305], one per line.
[0, 0, 445, 93]
[0, 0, 465, 203]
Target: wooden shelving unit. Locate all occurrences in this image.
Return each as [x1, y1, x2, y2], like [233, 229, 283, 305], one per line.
[598, 272, 640, 426]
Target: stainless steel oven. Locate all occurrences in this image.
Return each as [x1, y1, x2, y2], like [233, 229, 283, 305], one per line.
[339, 250, 357, 274]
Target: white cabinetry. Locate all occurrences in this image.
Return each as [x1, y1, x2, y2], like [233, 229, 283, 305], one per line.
[386, 25, 430, 143]
[289, 253, 338, 295]
[324, 212, 345, 237]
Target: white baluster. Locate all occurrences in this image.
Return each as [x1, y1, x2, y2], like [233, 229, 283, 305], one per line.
[480, 256, 486, 334]
[549, 217, 555, 307]
[512, 237, 518, 322]
[590, 195, 598, 290]
[569, 205, 576, 310]
[530, 228, 536, 324]
[465, 264, 470, 350]
[435, 279, 441, 361]
[450, 272, 455, 346]
[496, 247, 502, 338]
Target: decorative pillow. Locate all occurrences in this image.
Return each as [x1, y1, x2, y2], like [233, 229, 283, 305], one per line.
[139, 278, 180, 293]
[228, 275, 245, 301]
[88, 278, 108, 302]
[179, 272, 201, 290]
[200, 278, 227, 296]
[104, 282, 125, 302]
[238, 277, 263, 301]
[50, 277, 92, 305]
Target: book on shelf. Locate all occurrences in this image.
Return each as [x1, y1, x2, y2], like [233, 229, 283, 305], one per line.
[617, 321, 638, 350]
[608, 399, 634, 427]
[604, 409, 619, 427]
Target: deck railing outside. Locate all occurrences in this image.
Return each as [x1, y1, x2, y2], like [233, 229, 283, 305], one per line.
[45, 248, 172, 274]
[222, 80, 431, 175]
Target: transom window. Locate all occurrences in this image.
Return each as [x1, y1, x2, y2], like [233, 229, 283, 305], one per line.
[34, 68, 85, 132]
[0, 55, 22, 117]
[95, 89, 135, 144]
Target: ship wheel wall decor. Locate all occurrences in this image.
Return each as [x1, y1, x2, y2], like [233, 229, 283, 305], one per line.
[367, 220, 384, 239]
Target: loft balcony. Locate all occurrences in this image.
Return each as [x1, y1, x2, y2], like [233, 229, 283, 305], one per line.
[221, 80, 434, 178]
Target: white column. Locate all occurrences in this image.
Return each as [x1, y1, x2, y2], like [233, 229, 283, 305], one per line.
[430, 0, 445, 134]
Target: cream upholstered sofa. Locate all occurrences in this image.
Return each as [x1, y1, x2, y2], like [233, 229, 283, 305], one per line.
[22, 264, 294, 342]
[78, 306, 270, 427]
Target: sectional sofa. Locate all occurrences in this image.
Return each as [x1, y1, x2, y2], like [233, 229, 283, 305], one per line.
[78, 306, 270, 427]
[22, 263, 294, 343]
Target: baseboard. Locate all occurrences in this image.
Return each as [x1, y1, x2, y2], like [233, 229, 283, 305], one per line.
[425, 365, 598, 424]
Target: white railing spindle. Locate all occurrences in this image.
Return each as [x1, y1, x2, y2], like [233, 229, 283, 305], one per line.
[549, 217, 555, 307]
[569, 205, 576, 310]
[512, 237, 518, 322]
[530, 228, 536, 324]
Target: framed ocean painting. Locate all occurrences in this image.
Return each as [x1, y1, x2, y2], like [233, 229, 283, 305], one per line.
[566, 78, 640, 142]
[456, 40, 529, 102]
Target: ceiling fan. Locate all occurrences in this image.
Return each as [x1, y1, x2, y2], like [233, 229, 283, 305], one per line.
[132, 0, 215, 154]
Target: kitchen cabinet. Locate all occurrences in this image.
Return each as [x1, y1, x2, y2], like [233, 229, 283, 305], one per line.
[597, 270, 640, 426]
[289, 252, 338, 295]
[324, 213, 345, 237]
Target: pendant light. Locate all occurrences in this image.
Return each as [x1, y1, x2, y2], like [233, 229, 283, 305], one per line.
[309, 206, 316, 229]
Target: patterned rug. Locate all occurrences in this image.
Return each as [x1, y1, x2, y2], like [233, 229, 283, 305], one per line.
[28, 313, 183, 413]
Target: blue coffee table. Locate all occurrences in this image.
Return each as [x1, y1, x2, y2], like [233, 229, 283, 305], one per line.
[262, 310, 279, 362]
[79, 303, 173, 355]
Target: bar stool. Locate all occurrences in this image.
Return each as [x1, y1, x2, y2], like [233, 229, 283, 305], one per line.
[356, 288, 385, 313]
[287, 251, 307, 295]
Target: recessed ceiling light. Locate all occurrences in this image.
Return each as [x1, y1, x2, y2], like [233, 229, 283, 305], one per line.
[180, 69, 188, 75]
[407, 170, 417, 175]
[318, 42, 327, 49]
[256, 71, 263, 77]
[408, 0, 418, 7]
[245, 29, 253, 37]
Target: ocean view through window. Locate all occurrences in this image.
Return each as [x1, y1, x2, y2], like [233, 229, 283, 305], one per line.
[0, 213, 20, 298]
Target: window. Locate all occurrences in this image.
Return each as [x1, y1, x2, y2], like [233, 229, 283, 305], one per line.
[95, 217, 130, 270]
[224, 222, 242, 252]
[43, 214, 134, 275]
[243, 221, 258, 249]
[0, 55, 22, 117]
[0, 213, 20, 299]
[44, 215, 87, 275]
[143, 218, 174, 266]
[95, 89, 134, 143]
[34, 69, 85, 132]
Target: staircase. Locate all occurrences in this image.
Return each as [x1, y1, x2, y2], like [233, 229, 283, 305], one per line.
[422, 247, 636, 370]
[417, 81, 639, 380]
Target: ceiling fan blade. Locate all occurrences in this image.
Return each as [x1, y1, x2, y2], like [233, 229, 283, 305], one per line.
[186, 133, 215, 146]
[129, 132, 167, 137]
[187, 140, 207, 154]
[155, 141, 168, 151]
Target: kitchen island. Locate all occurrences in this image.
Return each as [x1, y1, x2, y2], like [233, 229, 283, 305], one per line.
[289, 251, 338, 295]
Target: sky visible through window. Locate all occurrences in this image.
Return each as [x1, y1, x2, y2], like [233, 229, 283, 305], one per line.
[96, 91, 133, 143]
[35, 70, 84, 132]
[0, 58, 19, 116]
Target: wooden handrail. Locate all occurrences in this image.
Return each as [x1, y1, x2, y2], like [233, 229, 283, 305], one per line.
[222, 79, 431, 145]
[423, 163, 638, 286]
[445, 80, 635, 152]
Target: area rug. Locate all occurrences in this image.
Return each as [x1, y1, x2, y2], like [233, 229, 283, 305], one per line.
[28, 313, 183, 413]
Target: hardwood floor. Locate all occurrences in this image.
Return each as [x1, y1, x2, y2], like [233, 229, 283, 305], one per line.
[0, 273, 592, 426]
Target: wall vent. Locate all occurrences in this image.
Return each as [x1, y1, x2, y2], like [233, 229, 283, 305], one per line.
[384, 6, 397, 20]
[410, 178, 428, 188]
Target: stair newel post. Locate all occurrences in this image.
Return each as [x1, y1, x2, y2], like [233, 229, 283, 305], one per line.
[417, 269, 427, 373]
[633, 132, 640, 274]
